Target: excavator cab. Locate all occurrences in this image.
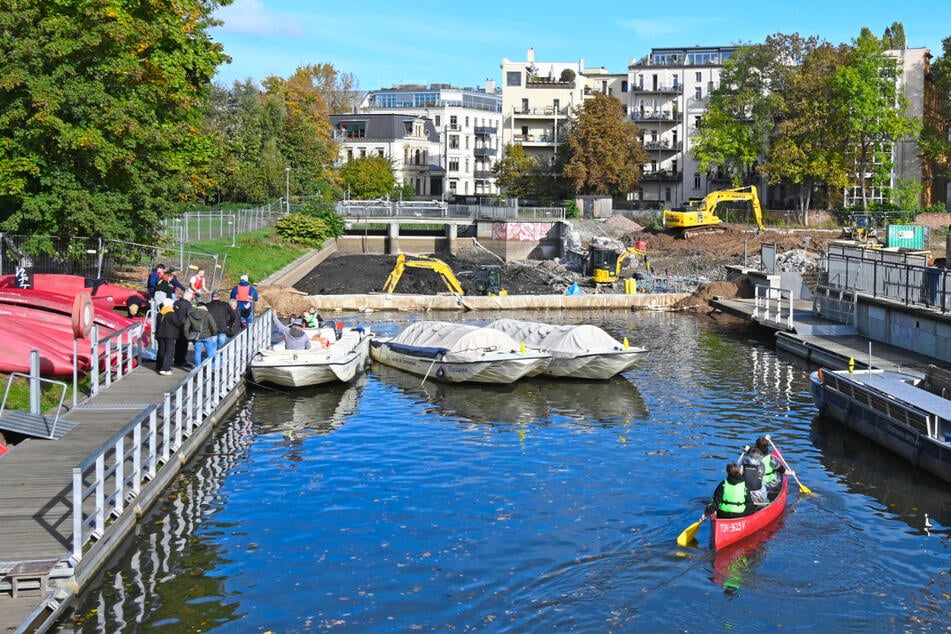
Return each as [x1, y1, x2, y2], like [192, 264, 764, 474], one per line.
[590, 246, 625, 285]
[473, 265, 507, 296]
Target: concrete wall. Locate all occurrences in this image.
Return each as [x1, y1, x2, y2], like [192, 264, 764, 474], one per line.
[856, 298, 951, 364]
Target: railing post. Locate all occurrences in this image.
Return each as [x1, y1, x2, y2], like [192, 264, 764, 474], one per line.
[72, 467, 83, 564]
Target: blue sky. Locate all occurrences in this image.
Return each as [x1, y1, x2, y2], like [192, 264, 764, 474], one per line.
[211, 1, 950, 90]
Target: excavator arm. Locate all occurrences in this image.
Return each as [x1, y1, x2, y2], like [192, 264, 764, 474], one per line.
[383, 254, 465, 296]
[664, 185, 765, 235]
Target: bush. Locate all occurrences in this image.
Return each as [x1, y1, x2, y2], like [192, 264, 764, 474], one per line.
[274, 213, 330, 248]
[562, 199, 580, 219]
[299, 203, 345, 238]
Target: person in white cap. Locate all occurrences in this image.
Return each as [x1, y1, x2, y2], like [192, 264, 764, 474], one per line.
[155, 297, 180, 375]
[230, 274, 259, 326]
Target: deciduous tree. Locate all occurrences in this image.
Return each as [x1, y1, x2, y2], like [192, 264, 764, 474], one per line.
[562, 94, 647, 196]
[339, 156, 397, 199]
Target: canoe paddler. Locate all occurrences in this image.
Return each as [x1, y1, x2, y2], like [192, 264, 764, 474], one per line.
[706, 462, 753, 519]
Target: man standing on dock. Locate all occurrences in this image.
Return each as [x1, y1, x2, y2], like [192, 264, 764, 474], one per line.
[231, 274, 259, 326]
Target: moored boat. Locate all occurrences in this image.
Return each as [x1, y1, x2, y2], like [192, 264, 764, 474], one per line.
[250, 323, 372, 388]
[369, 320, 551, 384]
[710, 470, 788, 550]
[485, 318, 646, 379]
[810, 365, 951, 484]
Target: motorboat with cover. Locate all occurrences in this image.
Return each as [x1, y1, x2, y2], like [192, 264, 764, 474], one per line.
[369, 320, 551, 384]
[250, 322, 372, 388]
[485, 318, 646, 379]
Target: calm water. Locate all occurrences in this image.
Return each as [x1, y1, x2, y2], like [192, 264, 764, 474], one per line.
[60, 312, 951, 633]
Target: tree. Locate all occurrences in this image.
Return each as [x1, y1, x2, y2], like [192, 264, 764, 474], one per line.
[882, 22, 906, 49]
[760, 40, 852, 215]
[338, 156, 397, 199]
[831, 28, 919, 210]
[920, 36, 951, 205]
[562, 94, 647, 196]
[493, 143, 536, 199]
[0, 1, 230, 240]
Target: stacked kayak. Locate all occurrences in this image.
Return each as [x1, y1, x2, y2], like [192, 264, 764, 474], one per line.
[0, 286, 142, 376]
[0, 273, 147, 309]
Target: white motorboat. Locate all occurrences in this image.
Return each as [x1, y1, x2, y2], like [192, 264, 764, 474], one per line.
[369, 320, 551, 384]
[250, 323, 372, 388]
[485, 318, 646, 379]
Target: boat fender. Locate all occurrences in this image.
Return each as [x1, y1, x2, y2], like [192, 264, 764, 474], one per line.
[436, 366, 445, 378]
[71, 291, 95, 339]
[311, 337, 331, 347]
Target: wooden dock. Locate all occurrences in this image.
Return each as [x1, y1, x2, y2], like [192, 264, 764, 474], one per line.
[0, 318, 270, 633]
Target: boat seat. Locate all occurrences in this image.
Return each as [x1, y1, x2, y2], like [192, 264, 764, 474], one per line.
[921, 365, 951, 399]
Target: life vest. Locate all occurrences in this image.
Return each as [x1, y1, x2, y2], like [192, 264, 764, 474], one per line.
[719, 480, 747, 514]
[763, 455, 779, 486]
[191, 275, 204, 291]
[235, 284, 252, 303]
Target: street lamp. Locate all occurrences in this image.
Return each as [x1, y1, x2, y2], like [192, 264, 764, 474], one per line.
[284, 167, 291, 213]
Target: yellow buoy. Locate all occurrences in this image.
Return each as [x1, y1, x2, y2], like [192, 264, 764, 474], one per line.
[520, 342, 526, 355]
[623, 337, 629, 350]
[848, 357, 855, 373]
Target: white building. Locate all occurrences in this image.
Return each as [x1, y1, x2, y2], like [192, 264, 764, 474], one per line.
[499, 48, 627, 168]
[328, 113, 443, 197]
[359, 83, 503, 200]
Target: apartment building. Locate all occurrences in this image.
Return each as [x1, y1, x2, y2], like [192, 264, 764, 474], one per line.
[328, 113, 442, 197]
[359, 83, 503, 200]
[499, 48, 627, 168]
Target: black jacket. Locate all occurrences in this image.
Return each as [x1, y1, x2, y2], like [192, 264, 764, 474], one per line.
[206, 299, 239, 337]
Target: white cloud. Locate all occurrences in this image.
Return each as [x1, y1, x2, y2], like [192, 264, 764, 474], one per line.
[215, 0, 305, 38]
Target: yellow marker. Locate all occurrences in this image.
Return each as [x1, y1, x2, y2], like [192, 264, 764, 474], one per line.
[520, 342, 526, 355]
[623, 337, 629, 350]
[848, 357, 855, 373]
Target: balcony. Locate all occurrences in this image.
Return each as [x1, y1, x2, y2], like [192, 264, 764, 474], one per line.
[631, 111, 682, 122]
[640, 170, 683, 181]
[474, 170, 494, 179]
[643, 140, 683, 152]
[512, 106, 569, 117]
[526, 79, 575, 89]
[474, 126, 498, 136]
[631, 84, 683, 95]
[473, 147, 497, 157]
[513, 134, 557, 145]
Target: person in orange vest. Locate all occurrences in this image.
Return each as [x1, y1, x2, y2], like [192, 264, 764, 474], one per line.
[188, 268, 207, 298]
[230, 274, 259, 325]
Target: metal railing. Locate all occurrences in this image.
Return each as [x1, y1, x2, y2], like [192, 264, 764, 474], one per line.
[824, 246, 948, 312]
[162, 200, 286, 244]
[84, 321, 147, 400]
[753, 286, 795, 330]
[70, 313, 270, 564]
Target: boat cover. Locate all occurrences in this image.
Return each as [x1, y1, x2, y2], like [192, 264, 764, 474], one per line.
[388, 321, 524, 361]
[487, 319, 631, 357]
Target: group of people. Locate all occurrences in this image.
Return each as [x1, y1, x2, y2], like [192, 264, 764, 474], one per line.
[270, 307, 325, 351]
[707, 437, 789, 519]
[147, 263, 261, 375]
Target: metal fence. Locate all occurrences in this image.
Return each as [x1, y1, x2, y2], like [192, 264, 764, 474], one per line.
[824, 243, 951, 312]
[71, 313, 270, 565]
[337, 200, 566, 222]
[162, 199, 286, 244]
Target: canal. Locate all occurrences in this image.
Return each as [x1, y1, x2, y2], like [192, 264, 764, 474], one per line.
[57, 311, 950, 632]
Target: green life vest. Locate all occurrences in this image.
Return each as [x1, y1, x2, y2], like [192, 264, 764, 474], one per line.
[763, 456, 779, 486]
[719, 480, 747, 514]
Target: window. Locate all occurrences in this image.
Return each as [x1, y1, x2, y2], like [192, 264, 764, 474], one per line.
[694, 173, 701, 189]
[346, 149, 353, 161]
[435, 115, 440, 127]
[553, 98, 560, 112]
[376, 147, 385, 157]
[621, 80, 628, 92]
[465, 136, 469, 149]
[673, 74, 679, 88]
[671, 159, 678, 173]
[650, 130, 657, 142]
[665, 187, 672, 202]
[695, 116, 702, 129]
[449, 159, 459, 172]
[359, 148, 366, 158]
[465, 116, 469, 127]
[637, 74, 644, 89]
[521, 98, 529, 113]
[449, 180, 457, 192]
[450, 115, 458, 130]
[695, 86, 702, 100]
[340, 122, 366, 138]
[506, 71, 522, 86]
[695, 72, 702, 82]
[449, 135, 459, 149]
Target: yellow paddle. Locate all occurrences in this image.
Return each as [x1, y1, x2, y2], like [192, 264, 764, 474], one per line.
[765, 434, 812, 494]
[676, 514, 706, 547]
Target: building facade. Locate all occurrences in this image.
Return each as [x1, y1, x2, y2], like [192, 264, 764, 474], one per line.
[328, 114, 443, 197]
[359, 83, 503, 200]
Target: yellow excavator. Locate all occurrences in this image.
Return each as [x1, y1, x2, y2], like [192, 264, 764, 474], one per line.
[663, 185, 765, 238]
[383, 254, 465, 295]
[590, 244, 646, 285]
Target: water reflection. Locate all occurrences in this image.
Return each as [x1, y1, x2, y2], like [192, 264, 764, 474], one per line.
[249, 375, 366, 441]
[710, 517, 784, 594]
[812, 416, 951, 531]
[372, 363, 649, 426]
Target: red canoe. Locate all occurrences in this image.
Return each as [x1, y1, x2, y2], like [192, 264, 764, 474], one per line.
[0, 323, 87, 376]
[0, 273, 146, 307]
[710, 471, 788, 550]
[0, 288, 138, 331]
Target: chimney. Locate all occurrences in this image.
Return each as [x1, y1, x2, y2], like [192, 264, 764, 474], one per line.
[579, 58, 585, 74]
[527, 48, 535, 63]
[485, 78, 496, 93]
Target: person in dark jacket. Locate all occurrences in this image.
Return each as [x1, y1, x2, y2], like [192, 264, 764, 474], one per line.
[147, 264, 166, 298]
[156, 298, 180, 375]
[755, 437, 787, 498]
[707, 462, 753, 519]
[186, 300, 219, 368]
[206, 290, 239, 348]
[739, 444, 768, 504]
[172, 290, 195, 367]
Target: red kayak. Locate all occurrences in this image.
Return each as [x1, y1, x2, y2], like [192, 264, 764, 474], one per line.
[711, 470, 788, 550]
[0, 324, 88, 375]
[0, 288, 138, 331]
[0, 273, 146, 307]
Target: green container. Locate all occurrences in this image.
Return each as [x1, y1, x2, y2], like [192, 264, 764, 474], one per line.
[886, 224, 927, 250]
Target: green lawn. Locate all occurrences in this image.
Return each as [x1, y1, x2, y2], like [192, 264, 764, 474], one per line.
[191, 228, 313, 286]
